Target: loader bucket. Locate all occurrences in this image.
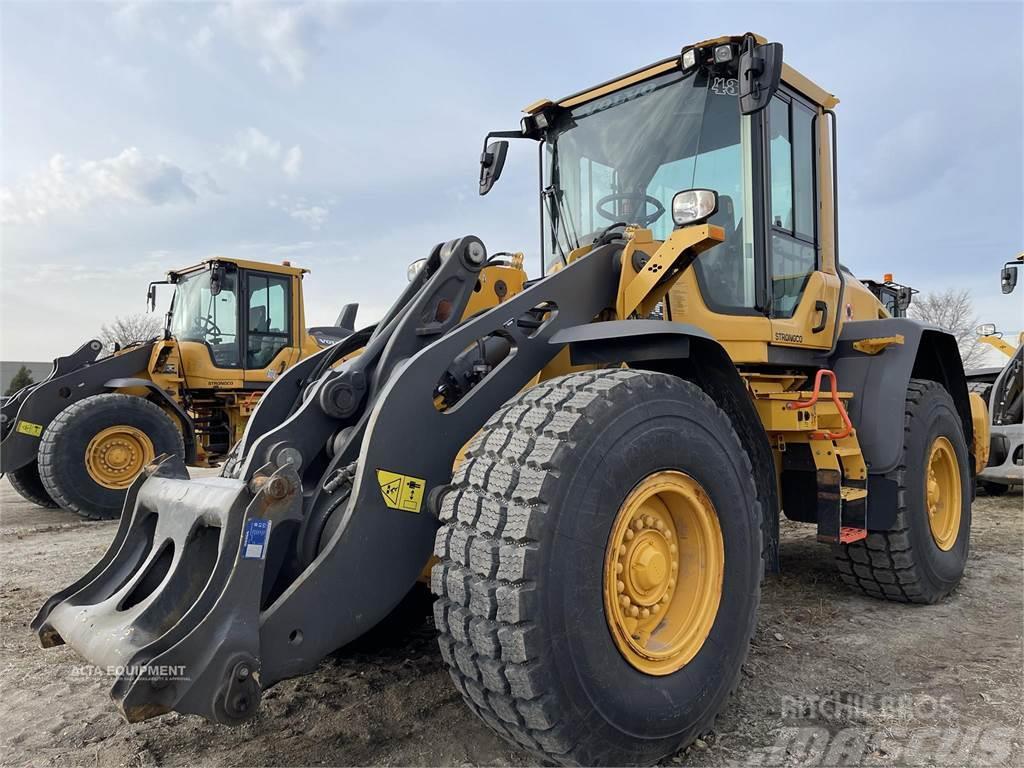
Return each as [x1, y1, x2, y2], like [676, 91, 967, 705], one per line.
[33, 455, 302, 724]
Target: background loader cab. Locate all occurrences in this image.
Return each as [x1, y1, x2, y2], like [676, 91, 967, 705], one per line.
[158, 258, 319, 388]
[860, 275, 916, 318]
[1, 256, 357, 520]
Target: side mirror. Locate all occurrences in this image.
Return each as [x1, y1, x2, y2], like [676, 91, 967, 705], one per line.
[147, 283, 157, 312]
[977, 323, 997, 337]
[896, 287, 913, 314]
[479, 140, 509, 196]
[210, 264, 223, 297]
[1001, 264, 1018, 294]
[738, 42, 783, 115]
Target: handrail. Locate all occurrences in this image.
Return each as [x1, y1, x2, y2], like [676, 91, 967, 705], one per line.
[785, 368, 853, 440]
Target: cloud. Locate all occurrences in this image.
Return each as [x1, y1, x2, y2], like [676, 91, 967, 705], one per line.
[268, 195, 329, 230]
[1, 148, 202, 225]
[282, 145, 302, 179]
[289, 204, 328, 230]
[225, 128, 302, 179]
[187, 24, 214, 60]
[225, 127, 281, 168]
[212, 1, 339, 85]
[108, 1, 167, 43]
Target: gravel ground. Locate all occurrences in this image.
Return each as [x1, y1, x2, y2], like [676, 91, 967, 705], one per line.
[1, 473, 1021, 767]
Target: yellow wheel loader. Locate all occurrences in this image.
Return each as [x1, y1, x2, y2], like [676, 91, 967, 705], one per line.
[1, 257, 357, 519]
[35, 34, 988, 766]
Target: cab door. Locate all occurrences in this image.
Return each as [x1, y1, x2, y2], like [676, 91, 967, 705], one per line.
[765, 92, 840, 351]
[242, 271, 300, 386]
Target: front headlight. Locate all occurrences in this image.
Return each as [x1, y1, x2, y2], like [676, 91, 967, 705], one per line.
[407, 258, 427, 282]
[672, 189, 718, 227]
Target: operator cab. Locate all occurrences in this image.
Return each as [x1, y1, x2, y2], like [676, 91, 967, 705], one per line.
[164, 259, 305, 378]
[480, 34, 871, 363]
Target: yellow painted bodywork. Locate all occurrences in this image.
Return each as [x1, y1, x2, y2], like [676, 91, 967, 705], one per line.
[978, 333, 1019, 359]
[969, 392, 991, 473]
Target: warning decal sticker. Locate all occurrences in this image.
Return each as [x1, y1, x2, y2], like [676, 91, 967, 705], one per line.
[376, 469, 426, 514]
[16, 420, 43, 437]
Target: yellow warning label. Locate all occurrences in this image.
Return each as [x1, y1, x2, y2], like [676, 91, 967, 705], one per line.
[376, 469, 426, 514]
[16, 420, 43, 437]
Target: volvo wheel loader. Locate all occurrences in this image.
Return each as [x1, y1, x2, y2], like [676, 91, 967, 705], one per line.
[35, 34, 988, 766]
[1, 257, 357, 519]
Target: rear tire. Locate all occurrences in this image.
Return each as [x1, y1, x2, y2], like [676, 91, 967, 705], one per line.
[431, 369, 762, 765]
[7, 461, 58, 508]
[834, 379, 971, 603]
[38, 394, 184, 520]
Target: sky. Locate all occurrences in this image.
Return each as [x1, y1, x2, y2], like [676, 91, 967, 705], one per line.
[1, 1, 1021, 365]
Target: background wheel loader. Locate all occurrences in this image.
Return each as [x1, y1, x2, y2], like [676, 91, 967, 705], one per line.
[965, 253, 1023, 495]
[1, 257, 357, 519]
[35, 34, 987, 766]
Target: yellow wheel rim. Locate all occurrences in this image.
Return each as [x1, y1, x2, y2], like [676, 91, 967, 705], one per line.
[926, 436, 961, 551]
[84, 426, 155, 490]
[603, 470, 724, 676]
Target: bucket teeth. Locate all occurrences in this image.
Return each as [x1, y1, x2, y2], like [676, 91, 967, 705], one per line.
[33, 455, 302, 724]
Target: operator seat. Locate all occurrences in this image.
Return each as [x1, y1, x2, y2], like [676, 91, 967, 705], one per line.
[699, 195, 744, 306]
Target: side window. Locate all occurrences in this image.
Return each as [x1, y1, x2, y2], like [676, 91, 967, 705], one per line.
[769, 95, 817, 318]
[246, 273, 292, 369]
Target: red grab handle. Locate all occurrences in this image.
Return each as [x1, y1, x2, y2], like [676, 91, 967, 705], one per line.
[785, 369, 853, 440]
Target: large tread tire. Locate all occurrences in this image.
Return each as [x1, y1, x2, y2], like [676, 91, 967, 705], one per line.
[833, 379, 971, 604]
[430, 369, 763, 766]
[38, 394, 185, 520]
[7, 461, 59, 508]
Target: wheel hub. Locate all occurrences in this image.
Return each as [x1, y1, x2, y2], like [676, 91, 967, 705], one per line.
[604, 470, 724, 676]
[85, 426, 156, 490]
[925, 436, 961, 551]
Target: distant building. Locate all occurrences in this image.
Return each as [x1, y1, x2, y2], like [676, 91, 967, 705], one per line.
[1, 361, 52, 395]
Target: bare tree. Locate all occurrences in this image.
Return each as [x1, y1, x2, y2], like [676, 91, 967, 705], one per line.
[909, 289, 985, 368]
[98, 314, 164, 354]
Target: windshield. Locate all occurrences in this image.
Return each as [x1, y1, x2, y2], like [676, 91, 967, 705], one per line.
[543, 67, 756, 310]
[169, 268, 240, 367]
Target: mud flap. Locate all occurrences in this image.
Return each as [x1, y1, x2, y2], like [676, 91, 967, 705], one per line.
[32, 455, 302, 724]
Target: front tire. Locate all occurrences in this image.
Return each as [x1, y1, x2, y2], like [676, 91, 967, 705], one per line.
[431, 370, 762, 765]
[834, 379, 971, 603]
[38, 394, 185, 520]
[7, 460, 59, 508]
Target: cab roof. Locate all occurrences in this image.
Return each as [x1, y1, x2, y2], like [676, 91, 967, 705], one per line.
[168, 256, 308, 281]
[523, 33, 838, 115]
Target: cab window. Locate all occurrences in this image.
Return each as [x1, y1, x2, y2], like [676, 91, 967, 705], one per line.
[170, 269, 240, 368]
[246, 273, 291, 369]
[768, 95, 817, 317]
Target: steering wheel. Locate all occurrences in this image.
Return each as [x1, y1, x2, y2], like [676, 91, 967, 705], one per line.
[192, 316, 222, 336]
[595, 192, 666, 228]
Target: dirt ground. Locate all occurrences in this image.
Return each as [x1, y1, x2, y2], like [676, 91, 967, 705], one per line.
[1, 473, 1021, 767]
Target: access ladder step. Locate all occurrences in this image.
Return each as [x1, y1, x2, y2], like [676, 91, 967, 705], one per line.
[840, 486, 868, 502]
[839, 526, 868, 543]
